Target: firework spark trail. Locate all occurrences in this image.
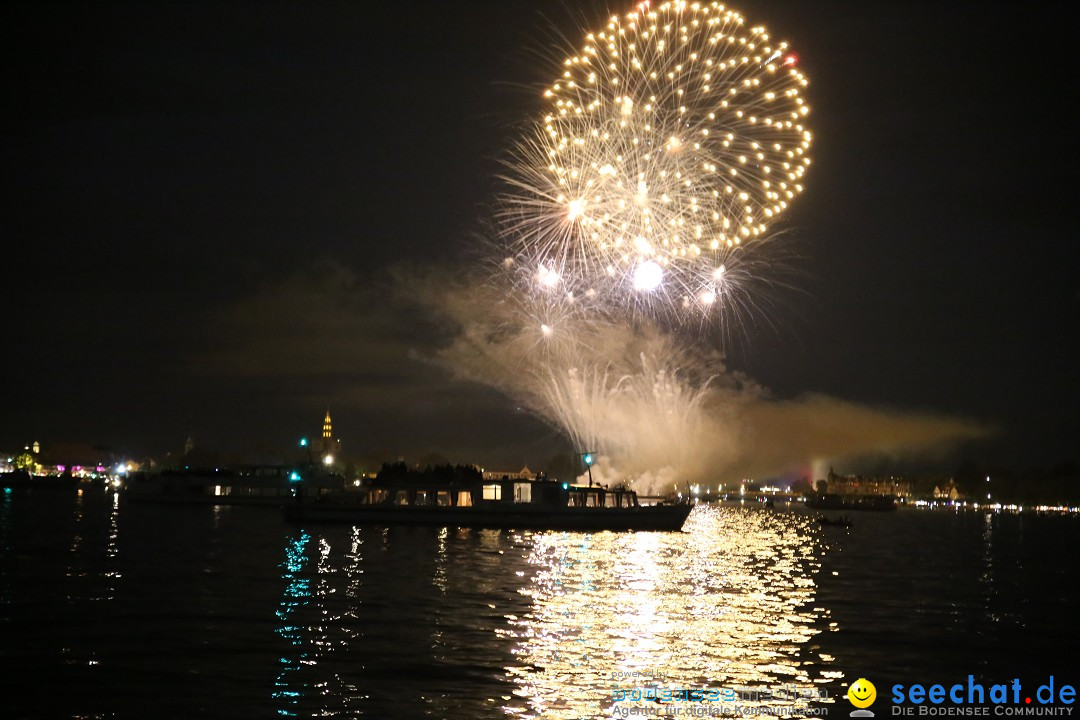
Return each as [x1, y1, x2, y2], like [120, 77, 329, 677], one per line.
[533, 349, 716, 476]
[499, 0, 811, 322]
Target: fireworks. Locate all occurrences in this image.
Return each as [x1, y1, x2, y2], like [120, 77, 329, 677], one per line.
[499, 0, 812, 320]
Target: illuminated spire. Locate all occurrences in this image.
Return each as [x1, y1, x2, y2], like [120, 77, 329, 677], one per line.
[322, 409, 332, 440]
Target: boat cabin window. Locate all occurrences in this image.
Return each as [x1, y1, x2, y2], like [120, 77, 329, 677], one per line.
[394, 490, 409, 506]
[482, 484, 502, 501]
[514, 483, 532, 503]
[605, 492, 618, 508]
[456, 491, 473, 507]
[415, 490, 431, 506]
[569, 490, 601, 507]
[437, 491, 452, 507]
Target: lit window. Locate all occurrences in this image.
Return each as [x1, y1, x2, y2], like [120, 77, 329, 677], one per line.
[514, 483, 532, 503]
[457, 491, 473, 507]
[482, 484, 502, 501]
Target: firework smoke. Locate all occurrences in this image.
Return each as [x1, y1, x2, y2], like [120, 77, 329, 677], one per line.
[417, 275, 986, 494]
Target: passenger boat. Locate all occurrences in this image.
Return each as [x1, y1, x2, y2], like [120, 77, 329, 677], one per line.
[283, 475, 692, 531]
[122, 466, 344, 505]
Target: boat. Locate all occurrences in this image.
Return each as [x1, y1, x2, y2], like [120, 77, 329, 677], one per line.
[122, 466, 345, 505]
[283, 475, 692, 531]
[805, 493, 896, 512]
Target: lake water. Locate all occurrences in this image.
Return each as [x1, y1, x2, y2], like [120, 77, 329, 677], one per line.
[1, 487, 1076, 718]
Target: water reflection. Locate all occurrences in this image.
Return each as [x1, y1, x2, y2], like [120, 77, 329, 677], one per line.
[980, 512, 1000, 625]
[344, 526, 365, 600]
[274, 529, 368, 717]
[0, 488, 12, 608]
[274, 530, 312, 716]
[103, 491, 122, 595]
[66, 485, 121, 602]
[67, 486, 86, 580]
[268, 507, 834, 717]
[5, 483, 1072, 716]
[434, 526, 448, 595]
[502, 506, 832, 718]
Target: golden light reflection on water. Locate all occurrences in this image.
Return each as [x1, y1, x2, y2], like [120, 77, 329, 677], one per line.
[501, 505, 835, 718]
[270, 506, 839, 717]
[101, 491, 122, 598]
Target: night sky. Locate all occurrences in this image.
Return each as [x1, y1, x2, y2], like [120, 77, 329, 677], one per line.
[6, 1, 1078, 471]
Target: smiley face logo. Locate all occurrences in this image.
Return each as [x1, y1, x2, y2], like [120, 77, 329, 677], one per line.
[847, 678, 877, 709]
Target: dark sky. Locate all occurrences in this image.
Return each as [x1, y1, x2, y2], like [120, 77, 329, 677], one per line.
[5, 1, 1078, 470]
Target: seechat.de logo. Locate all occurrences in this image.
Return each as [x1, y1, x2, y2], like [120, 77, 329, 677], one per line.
[849, 678, 878, 717]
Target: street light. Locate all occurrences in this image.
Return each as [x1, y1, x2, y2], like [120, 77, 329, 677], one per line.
[581, 452, 595, 487]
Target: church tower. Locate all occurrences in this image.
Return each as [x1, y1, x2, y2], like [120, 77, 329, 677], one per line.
[322, 410, 333, 449]
[320, 409, 340, 462]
